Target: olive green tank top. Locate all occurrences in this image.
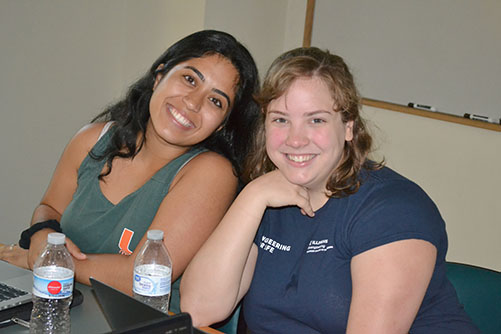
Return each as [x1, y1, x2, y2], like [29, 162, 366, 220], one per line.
[60, 125, 205, 313]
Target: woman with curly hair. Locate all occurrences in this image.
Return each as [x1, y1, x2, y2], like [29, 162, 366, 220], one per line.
[181, 47, 478, 333]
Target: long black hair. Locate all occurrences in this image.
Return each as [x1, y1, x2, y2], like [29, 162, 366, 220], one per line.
[92, 30, 260, 178]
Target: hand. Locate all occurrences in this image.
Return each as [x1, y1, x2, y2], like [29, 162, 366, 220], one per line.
[0, 243, 29, 269]
[65, 237, 87, 261]
[28, 229, 87, 269]
[248, 170, 315, 217]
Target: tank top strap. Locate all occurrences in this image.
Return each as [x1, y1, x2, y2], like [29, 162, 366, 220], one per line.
[76, 124, 116, 178]
[98, 121, 115, 140]
[89, 123, 116, 157]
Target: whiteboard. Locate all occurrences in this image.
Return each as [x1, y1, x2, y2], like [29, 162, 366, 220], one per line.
[311, 0, 501, 121]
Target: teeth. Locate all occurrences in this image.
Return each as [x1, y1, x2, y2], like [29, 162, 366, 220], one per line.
[170, 107, 193, 128]
[286, 154, 315, 163]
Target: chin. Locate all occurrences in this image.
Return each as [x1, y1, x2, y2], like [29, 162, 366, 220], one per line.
[283, 175, 312, 188]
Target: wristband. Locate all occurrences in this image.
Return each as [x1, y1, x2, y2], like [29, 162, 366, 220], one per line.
[18, 219, 62, 249]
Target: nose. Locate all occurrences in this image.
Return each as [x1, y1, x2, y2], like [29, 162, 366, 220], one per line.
[182, 90, 203, 112]
[285, 124, 309, 148]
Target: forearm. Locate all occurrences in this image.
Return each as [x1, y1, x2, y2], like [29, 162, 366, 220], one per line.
[181, 188, 265, 324]
[26, 204, 64, 268]
[74, 253, 135, 295]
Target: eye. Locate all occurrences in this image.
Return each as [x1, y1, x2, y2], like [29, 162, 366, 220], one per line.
[311, 118, 326, 124]
[183, 75, 196, 86]
[271, 117, 287, 124]
[209, 97, 223, 109]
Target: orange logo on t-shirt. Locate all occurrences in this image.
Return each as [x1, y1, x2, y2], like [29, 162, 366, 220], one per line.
[118, 228, 134, 255]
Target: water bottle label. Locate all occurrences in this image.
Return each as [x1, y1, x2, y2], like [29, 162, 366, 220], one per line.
[133, 264, 171, 297]
[33, 266, 74, 299]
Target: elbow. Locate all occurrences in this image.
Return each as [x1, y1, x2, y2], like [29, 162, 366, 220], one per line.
[180, 269, 238, 327]
[181, 295, 215, 328]
[180, 293, 232, 328]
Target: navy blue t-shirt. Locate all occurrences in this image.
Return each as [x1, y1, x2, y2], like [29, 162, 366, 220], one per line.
[243, 167, 478, 333]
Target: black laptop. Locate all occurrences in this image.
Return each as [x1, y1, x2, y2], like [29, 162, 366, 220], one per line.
[90, 277, 206, 334]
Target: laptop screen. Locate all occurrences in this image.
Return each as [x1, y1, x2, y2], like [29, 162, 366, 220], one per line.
[90, 277, 196, 334]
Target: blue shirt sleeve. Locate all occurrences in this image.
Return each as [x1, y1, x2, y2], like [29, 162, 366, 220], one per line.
[346, 178, 447, 257]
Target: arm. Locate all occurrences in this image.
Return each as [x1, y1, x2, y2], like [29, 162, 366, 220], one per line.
[180, 170, 315, 327]
[346, 239, 436, 334]
[70, 151, 240, 295]
[26, 124, 104, 268]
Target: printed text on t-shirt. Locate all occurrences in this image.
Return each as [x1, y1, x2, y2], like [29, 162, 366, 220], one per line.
[306, 239, 333, 253]
[260, 235, 291, 254]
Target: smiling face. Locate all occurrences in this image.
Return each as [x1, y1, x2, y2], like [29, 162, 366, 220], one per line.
[265, 76, 354, 193]
[148, 54, 238, 149]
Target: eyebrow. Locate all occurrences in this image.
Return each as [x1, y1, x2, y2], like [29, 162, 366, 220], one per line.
[267, 110, 332, 116]
[267, 110, 287, 115]
[305, 110, 332, 116]
[184, 66, 231, 107]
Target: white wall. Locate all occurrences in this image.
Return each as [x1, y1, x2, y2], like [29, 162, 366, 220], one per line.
[363, 106, 501, 270]
[203, 0, 306, 79]
[283, 0, 308, 51]
[0, 0, 205, 243]
[204, 0, 287, 79]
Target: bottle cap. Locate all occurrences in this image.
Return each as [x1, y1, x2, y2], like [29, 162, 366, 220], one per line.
[47, 232, 66, 245]
[147, 230, 164, 241]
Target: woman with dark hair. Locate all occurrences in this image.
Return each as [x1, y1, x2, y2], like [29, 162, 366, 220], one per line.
[180, 47, 479, 333]
[0, 30, 260, 313]
[92, 29, 259, 174]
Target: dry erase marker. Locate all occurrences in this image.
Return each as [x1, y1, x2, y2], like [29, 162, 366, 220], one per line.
[464, 113, 500, 125]
[408, 102, 437, 112]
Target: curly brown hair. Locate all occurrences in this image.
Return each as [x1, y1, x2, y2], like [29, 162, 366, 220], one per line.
[243, 47, 381, 197]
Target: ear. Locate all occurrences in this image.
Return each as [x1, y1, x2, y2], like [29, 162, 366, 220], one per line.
[344, 120, 354, 141]
[152, 64, 166, 91]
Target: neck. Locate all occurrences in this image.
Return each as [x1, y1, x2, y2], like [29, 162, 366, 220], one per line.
[308, 190, 330, 212]
[138, 120, 190, 165]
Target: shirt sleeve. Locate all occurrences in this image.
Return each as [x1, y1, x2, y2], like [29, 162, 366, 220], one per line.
[346, 179, 447, 257]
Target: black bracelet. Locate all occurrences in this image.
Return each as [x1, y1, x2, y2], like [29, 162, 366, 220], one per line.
[18, 219, 62, 249]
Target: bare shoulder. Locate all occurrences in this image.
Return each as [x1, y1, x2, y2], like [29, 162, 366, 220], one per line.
[189, 151, 234, 170]
[186, 151, 233, 173]
[62, 122, 111, 166]
[173, 151, 237, 187]
[71, 122, 109, 148]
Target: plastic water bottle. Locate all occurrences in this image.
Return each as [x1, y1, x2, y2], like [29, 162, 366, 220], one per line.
[30, 232, 75, 334]
[133, 230, 172, 313]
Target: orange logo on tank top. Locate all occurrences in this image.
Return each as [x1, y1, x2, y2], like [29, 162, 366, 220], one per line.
[118, 228, 134, 255]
